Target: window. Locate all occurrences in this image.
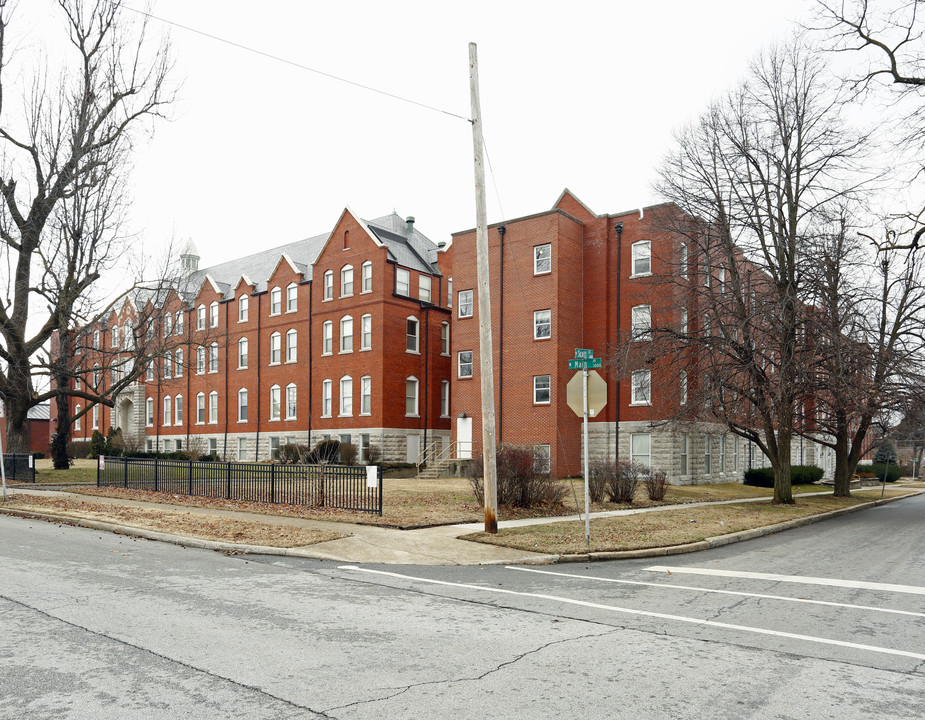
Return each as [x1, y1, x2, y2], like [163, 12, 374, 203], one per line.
[209, 343, 218, 373]
[175, 348, 184, 378]
[163, 396, 172, 426]
[719, 434, 727, 473]
[705, 434, 713, 474]
[209, 391, 218, 424]
[197, 305, 206, 330]
[361, 261, 372, 293]
[144, 362, 152, 383]
[146, 398, 154, 427]
[718, 267, 726, 294]
[323, 271, 334, 301]
[396, 268, 410, 296]
[534, 445, 551, 473]
[286, 283, 298, 312]
[680, 370, 688, 406]
[270, 385, 281, 421]
[74, 405, 81, 431]
[93, 405, 100, 430]
[631, 433, 651, 467]
[286, 383, 297, 420]
[406, 317, 419, 353]
[441, 380, 450, 417]
[175, 395, 183, 426]
[631, 305, 652, 341]
[322, 321, 333, 355]
[341, 265, 354, 297]
[270, 287, 282, 315]
[680, 308, 688, 336]
[419, 275, 431, 302]
[447, 278, 453, 308]
[175, 311, 183, 336]
[196, 393, 205, 424]
[361, 314, 372, 350]
[679, 243, 688, 279]
[238, 337, 248, 368]
[360, 434, 370, 463]
[405, 377, 419, 416]
[74, 367, 81, 390]
[458, 350, 473, 378]
[209, 438, 217, 455]
[534, 309, 551, 340]
[340, 376, 353, 416]
[237, 438, 247, 461]
[238, 389, 248, 422]
[270, 332, 281, 364]
[112, 325, 120, 348]
[283, 329, 296, 362]
[164, 351, 172, 379]
[322, 379, 332, 417]
[238, 294, 249, 322]
[92, 364, 101, 387]
[340, 316, 353, 353]
[270, 436, 280, 461]
[209, 302, 219, 328]
[680, 434, 689, 475]
[360, 376, 371, 415]
[732, 437, 739, 473]
[93, 330, 100, 349]
[534, 243, 551, 274]
[631, 370, 651, 405]
[441, 322, 449, 355]
[458, 290, 473, 318]
[631, 241, 651, 277]
[534, 375, 551, 404]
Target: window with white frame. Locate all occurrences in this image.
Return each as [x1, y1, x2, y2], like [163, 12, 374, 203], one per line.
[196, 393, 205, 423]
[704, 434, 713, 474]
[321, 379, 332, 417]
[146, 398, 154, 426]
[680, 307, 688, 336]
[286, 329, 297, 362]
[340, 316, 353, 352]
[631, 433, 651, 466]
[361, 261, 372, 293]
[164, 351, 172, 379]
[163, 396, 172, 426]
[269, 332, 281, 364]
[111, 325, 120, 348]
[458, 290, 473, 318]
[447, 278, 453, 308]
[93, 330, 100, 349]
[74, 405, 81, 431]
[341, 265, 354, 297]
[458, 350, 473, 378]
[360, 375, 371, 415]
[92, 404, 100, 430]
[360, 314, 372, 350]
[322, 320, 333, 355]
[323, 271, 333, 301]
[419, 275, 431, 303]
[209, 391, 218, 424]
[396, 268, 410, 296]
[534, 244, 551, 274]
[286, 283, 297, 312]
[210, 301, 219, 328]
[340, 376, 353, 416]
[197, 305, 205, 330]
[175, 348, 183, 378]
[269, 385, 281, 421]
[679, 243, 688, 279]
[286, 383, 297, 419]
[237, 437, 247, 461]
[631, 305, 652, 341]
[631, 370, 651, 405]
[209, 343, 218, 373]
[238, 337, 248, 368]
[238, 294, 249, 322]
[270, 436, 280, 460]
[238, 389, 248, 422]
[679, 370, 688, 406]
[534, 445, 551, 473]
[175, 395, 183, 425]
[441, 380, 450, 417]
[405, 377, 419, 416]
[270, 287, 282, 315]
[534, 309, 551, 340]
[534, 375, 551, 404]
[441, 322, 449, 355]
[163, 315, 171, 338]
[719, 434, 727, 473]
[92, 364, 101, 387]
[406, 317, 419, 352]
[631, 241, 651, 277]
[680, 434, 689, 475]
[197, 346, 205, 374]
[732, 437, 739, 473]
[144, 361, 152, 383]
[175, 310, 183, 335]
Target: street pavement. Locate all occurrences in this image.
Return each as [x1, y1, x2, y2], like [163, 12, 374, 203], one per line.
[1, 492, 924, 718]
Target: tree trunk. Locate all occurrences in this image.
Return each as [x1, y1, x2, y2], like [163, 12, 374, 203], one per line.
[4, 395, 32, 454]
[772, 430, 794, 504]
[50, 397, 71, 470]
[832, 411, 852, 497]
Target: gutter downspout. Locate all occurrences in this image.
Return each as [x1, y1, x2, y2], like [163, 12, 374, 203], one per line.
[497, 225, 506, 443]
[614, 221, 624, 465]
[186, 308, 191, 450]
[223, 299, 229, 459]
[423, 304, 430, 458]
[255, 292, 262, 461]
[307, 280, 313, 447]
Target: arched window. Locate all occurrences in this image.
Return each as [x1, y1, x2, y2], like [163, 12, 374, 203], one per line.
[341, 265, 354, 297]
[361, 261, 372, 293]
[340, 316, 353, 352]
[209, 301, 219, 328]
[146, 398, 154, 427]
[322, 321, 333, 355]
[270, 287, 282, 315]
[196, 393, 205, 423]
[111, 325, 120, 347]
[270, 332, 281, 364]
[163, 396, 172, 426]
[323, 271, 334, 301]
[164, 351, 172, 379]
[286, 283, 298, 312]
[406, 316, 419, 353]
[321, 379, 332, 417]
[360, 376, 371, 415]
[238, 294, 249, 322]
[175, 395, 183, 425]
[238, 337, 248, 368]
[286, 383, 297, 419]
[175, 348, 184, 378]
[405, 376, 419, 416]
[197, 305, 206, 330]
[164, 314, 172, 337]
[269, 384, 281, 420]
[286, 329, 297, 362]
[175, 310, 184, 335]
[74, 404, 82, 432]
[340, 376, 353, 416]
[208, 391, 218, 424]
[361, 314, 372, 350]
[238, 388, 248, 422]
[209, 342, 218, 372]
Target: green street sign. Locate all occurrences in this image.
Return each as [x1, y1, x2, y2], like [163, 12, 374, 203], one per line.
[574, 348, 594, 360]
[568, 358, 602, 369]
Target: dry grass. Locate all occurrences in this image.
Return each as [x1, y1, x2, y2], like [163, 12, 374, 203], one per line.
[462, 490, 920, 555]
[1, 493, 347, 548]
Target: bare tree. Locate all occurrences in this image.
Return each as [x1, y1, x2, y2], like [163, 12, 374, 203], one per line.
[0, 0, 174, 452]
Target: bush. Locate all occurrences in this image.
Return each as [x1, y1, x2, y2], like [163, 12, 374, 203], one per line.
[467, 445, 566, 508]
[306, 439, 340, 464]
[743, 467, 775, 487]
[791, 465, 824, 484]
[197, 452, 221, 462]
[68, 440, 93, 459]
[88, 429, 106, 458]
[278, 443, 309, 464]
[587, 458, 612, 503]
[644, 468, 670, 501]
[856, 463, 902, 483]
[339, 442, 358, 466]
[365, 444, 382, 465]
[609, 460, 645, 504]
[105, 427, 124, 456]
[873, 440, 898, 466]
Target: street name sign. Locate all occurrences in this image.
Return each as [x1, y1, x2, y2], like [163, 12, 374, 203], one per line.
[568, 358, 602, 369]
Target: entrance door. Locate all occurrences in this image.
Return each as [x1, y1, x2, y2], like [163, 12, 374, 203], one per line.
[406, 433, 420, 464]
[457, 417, 472, 459]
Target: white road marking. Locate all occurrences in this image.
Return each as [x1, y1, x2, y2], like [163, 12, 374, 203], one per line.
[646, 566, 925, 596]
[338, 566, 925, 663]
[505, 566, 925, 619]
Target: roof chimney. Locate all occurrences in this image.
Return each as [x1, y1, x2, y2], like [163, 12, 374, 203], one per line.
[406, 216, 415, 235]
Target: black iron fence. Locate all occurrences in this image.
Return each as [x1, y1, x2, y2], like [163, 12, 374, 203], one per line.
[2, 453, 35, 483]
[97, 456, 382, 515]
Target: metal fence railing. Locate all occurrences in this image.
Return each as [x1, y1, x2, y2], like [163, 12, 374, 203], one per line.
[2, 453, 36, 483]
[96, 456, 383, 515]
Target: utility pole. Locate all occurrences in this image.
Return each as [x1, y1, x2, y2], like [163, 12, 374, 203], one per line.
[468, 42, 498, 533]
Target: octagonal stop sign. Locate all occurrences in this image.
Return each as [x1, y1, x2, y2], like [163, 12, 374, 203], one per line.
[566, 370, 608, 417]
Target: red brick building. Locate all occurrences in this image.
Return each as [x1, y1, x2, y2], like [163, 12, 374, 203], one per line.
[69, 208, 452, 463]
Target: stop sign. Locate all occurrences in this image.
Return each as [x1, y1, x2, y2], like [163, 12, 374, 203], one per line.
[567, 370, 608, 417]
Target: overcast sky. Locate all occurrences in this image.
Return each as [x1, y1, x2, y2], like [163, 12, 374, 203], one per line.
[23, 0, 816, 270]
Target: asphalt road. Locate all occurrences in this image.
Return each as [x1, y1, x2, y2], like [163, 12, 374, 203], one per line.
[2, 494, 924, 719]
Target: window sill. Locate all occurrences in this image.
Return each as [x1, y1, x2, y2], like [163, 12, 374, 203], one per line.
[359, 412, 371, 417]
[321, 414, 332, 419]
[268, 418, 280, 423]
[458, 314, 473, 320]
[339, 350, 353, 355]
[360, 289, 372, 295]
[340, 294, 353, 299]
[338, 414, 353, 418]
[534, 401, 551, 406]
[405, 414, 420, 419]
[322, 297, 332, 303]
[268, 362, 280, 366]
[534, 270, 551, 276]
[534, 336, 551, 341]
[285, 360, 297, 364]
[458, 375, 473, 380]
[285, 417, 296, 422]
[629, 272, 652, 279]
[628, 401, 651, 407]
[237, 419, 247, 424]
[238, 365, 247, 370]
[406, 350, 420, 355]
[360, 347, 371, 352]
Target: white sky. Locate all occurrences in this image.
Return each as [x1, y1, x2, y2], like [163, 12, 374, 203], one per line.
[20, 0, 815, 269]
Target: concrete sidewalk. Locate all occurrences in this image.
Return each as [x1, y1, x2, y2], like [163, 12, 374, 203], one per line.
[3, 485, 922, 566]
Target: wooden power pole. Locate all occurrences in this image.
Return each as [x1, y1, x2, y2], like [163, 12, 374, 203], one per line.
[468, 42, 498, 533]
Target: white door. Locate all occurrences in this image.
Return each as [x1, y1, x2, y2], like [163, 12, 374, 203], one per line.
[406, 433, 420, 464]
[457, 417, 472, 459]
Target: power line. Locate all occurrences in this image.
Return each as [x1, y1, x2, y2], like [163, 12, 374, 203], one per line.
[118, 2, 471, 123]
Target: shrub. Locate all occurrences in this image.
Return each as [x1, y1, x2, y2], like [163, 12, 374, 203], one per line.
[587, 458, 612, 503]
[467, 445, 566, 508]
[278, 443, 308, 464]
[88, 429, 106, 458]
[608, 460, 645, 504]
[197, 453, 221, 462]
[307, 439, 341, 464]
[856, 463, 901, 483]
[31, 451, 45, 461]
[104, 427, 124, 456]
[644, 468, 670, 501]
[339, 442, 358, 466]
[743, 467, 775, 487]
[365, 444, 382, 465]
[68, 440, 93, 459]
[873, 440, 898, 466]
[791, 465, 824, 484]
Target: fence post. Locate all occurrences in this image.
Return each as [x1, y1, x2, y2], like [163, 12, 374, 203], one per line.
[189, 459, 193, 495]
[154, 457, 159, 493]
[378, 465, 383, 516]
[226, 461, 231, 500]
[97, 455, 101, 487]
[271, 463, 276, 504]
[123, 457, 127, 488]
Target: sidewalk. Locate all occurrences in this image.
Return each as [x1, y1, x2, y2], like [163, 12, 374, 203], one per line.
[3, 485, 921, 566]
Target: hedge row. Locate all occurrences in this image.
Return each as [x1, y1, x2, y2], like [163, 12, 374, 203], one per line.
[743, 465, 824, 487]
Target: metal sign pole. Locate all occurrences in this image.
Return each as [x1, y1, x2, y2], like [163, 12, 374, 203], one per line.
[583, 367, 590, 546]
